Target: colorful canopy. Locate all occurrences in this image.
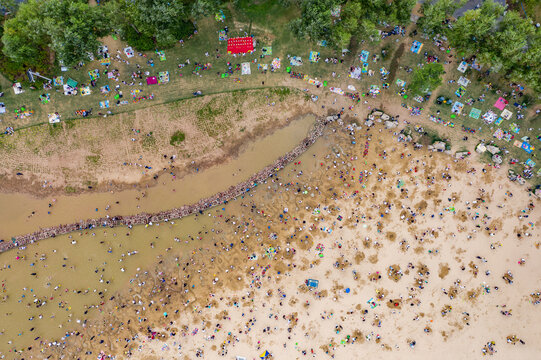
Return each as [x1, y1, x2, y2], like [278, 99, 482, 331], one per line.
[227, 37, 254, 54]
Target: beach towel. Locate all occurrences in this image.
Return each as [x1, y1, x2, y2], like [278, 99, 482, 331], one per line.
[469, 108, 481, 119]
[457, 61, 468, 73]
[494, 97, 508, 111]
[241, 62, 251, 75]
[501, 109, 512, 120]
[457, 76, 470, 87]
[493, 128, 504, 140]
[410, 41, 423, 54]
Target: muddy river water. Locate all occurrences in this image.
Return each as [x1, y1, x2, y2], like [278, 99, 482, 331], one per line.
[0, 114, 316, 240]
[0, 114, 319, 356]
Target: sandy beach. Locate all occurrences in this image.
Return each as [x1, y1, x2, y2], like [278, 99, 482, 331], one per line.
[0, 1, 540, 359]
[2, 112, 538, 360]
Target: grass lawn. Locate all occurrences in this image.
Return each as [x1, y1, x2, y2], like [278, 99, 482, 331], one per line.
[0, 0, 539, 187]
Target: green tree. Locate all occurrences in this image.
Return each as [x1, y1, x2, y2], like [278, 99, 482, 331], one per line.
[0, 0, 19, 15]
[113, 0, 194, 49]
[289, 0, 337, 43]
[418, 0, 465, 36]
[481, 11, 534, 70]
[449, 0, 505, 53]
[408, 62, 445, 95]
[1, 0, 44, 65]
[502, 15, 541, 92]
[292, 0, 415, 48]
[386, 0, 417, 24]
[190, 0, 222, 19]
[2, 0, 109, 67]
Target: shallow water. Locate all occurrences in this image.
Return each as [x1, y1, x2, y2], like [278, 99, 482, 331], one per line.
[0, 114, 323, 356]
[0, 114, 316, 240]
[0, 213, 219, 355]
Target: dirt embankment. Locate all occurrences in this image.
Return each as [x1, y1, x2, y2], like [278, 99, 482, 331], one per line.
[0, 88, 320, 196]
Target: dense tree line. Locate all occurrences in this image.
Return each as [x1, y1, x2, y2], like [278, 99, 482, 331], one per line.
[419, 0, 541, 91]
[0, 0, 222, 72]
[289, 0, 416, 49]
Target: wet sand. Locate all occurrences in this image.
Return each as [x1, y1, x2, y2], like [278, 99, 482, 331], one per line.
[2, 115, 539, 359]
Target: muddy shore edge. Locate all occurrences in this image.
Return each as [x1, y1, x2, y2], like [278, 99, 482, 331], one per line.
[1, 115, 333, 252]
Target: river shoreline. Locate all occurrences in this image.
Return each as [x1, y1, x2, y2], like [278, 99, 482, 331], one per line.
[0, 114, 334, 253]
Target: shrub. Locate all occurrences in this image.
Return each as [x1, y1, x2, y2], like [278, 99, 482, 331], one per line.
[121, 25, 155, 51]
[170, 131, 186, 146]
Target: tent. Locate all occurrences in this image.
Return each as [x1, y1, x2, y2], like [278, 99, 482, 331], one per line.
[290, 56, 302, 66]
[39, 94, 50, 104]
[455, 86, 466, 98]
[410, 40, 423, 54]
[306, 279, 319, 288]
[89, 69, 99, 81]
[227, 37, 254, 54]
[369, 85, 380, 96]
[215, 9, 225, 22]
[81, 86, 91, 96]
[521, 142, 534, 154]
[451, 101, 464, 114]
[124, 47, 134, 58]
[146, 76, 158, 85]
[494, 97, 508, 111]
[482, 110, 497, 124]
[53, 76, 64, 86]
[261, 46, 272, 56]
[63, 84, 77, 96]
[156, 50, 166, 61]
[349, 67, 362, 79]
[241, 62, 251, 75]
[13, 83, 24, 95]
[360, 50, 369, 62]
[48, 113, 60, 124]
[218, 29, 227, 41]
[67, 78, 78, 88]
[457, 61, 468, 73]
[362, 63, 369, 73]
[158, 71, 169, 84]
[510, 123, 520, 134]
[331, 5, 341, 16]
[260, 350, 271, 359]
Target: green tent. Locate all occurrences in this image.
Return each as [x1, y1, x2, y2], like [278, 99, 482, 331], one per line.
[67, 78, 78, 88]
